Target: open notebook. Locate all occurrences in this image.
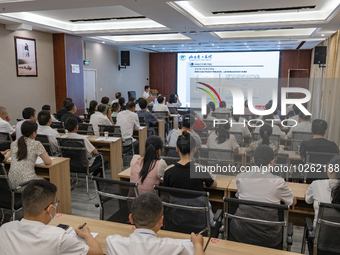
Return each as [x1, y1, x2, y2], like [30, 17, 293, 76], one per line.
[66, 227, 98, 244]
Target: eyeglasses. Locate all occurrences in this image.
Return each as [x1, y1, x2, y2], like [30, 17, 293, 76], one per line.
[44, 200, 60, 211]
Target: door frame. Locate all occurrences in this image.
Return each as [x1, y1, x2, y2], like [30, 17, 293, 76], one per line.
[83, 68, 98, 108]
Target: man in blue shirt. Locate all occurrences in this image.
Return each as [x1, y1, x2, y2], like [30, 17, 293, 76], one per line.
[137, 98, 159, 136]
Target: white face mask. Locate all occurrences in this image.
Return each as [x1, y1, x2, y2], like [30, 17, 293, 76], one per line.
[48, 204, 57, 221]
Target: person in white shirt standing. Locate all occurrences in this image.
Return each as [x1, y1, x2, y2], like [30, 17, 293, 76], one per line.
[116, 101, 140, 154]
[0, 106, 16, 136]
[16, 107, 37, 140]
[37, 110, 60, 155]
[106, 192, 204, 255]
[89, 104, 114, 136]
[142, 86, 151, 99]
[0, 180, 103, 255]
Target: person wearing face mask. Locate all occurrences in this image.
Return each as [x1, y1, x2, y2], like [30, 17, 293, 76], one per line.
[0, 180, 103, 255]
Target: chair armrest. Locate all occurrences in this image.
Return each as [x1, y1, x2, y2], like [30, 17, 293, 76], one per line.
[213, 209, 223, 222]
[12, 180, 32, 192]
[305, 217, 313, 232]
[287, 222, 294, 246]
[93, 152, 103, 158]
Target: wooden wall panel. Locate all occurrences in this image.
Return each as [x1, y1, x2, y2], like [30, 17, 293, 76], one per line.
[53, 34, 67, 110]
[149, 53, 163, 95]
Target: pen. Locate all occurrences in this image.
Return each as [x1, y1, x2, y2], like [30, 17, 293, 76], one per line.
[79, 223, 87, 229]
[196, 226, 209, 236]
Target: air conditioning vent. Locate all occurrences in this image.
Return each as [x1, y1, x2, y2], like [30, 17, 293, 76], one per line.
[212, 6, 316, 15]
[70, 16, 146, 23]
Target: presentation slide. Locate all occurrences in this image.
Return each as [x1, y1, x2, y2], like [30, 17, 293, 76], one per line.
[177, 51, 280, 108]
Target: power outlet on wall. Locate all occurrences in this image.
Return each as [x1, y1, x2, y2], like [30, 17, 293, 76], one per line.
[146, 77, 149, 81]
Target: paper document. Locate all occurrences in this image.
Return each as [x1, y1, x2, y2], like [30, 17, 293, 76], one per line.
[66, 227, 98, 243]
[7, 157, 54, 165]
[95, 137, 120, 142]
[139, 126, 145, 130]
[178, 239, 195, 255]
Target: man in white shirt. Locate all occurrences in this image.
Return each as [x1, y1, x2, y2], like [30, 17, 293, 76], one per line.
[111, 92, 121, 105]
[106, 193, 204, 255]
[89, 104, 114, 136]
[286, 112, 312, 139]
[0, 180, 102, 255]
[116, 101, 140, 153]
[153, 96, 171, 116]
[0, 106, 15, 136]
[142, 86, 151, 99]
[214, 101, 230, 114]
[37, 110, 60, 155]
[42, 104, 59, 122]
[16, 107, 37, 140]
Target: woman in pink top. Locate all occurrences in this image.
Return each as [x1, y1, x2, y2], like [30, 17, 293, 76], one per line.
[130, 135, 167, 194]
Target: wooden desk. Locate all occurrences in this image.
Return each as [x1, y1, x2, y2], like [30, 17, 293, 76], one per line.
[170, 114, 179, 129]
[50, 214, 298, 255]
[86, 136, 123, 180]
[133, 127, 147, 156]
[5, 157, 71, 214]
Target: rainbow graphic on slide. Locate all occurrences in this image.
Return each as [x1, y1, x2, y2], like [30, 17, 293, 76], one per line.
[196, 82, 222, 106]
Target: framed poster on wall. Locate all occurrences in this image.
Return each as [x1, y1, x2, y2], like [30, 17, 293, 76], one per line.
[14, 36, 38, 77]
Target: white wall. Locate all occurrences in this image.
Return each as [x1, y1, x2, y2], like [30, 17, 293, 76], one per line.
[83, 41, 149, 106]
[0, 25, 55, 125]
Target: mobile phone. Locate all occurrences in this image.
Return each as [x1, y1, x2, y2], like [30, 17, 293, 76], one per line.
[57, 224, 69, 230]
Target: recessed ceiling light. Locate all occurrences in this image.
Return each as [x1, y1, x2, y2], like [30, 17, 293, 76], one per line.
[247, 45, 249, 47]
[152, 45, 155, 47]
[221, 49, 224, 50]
[249, 48, 251, 50]
[212, 44, 214, 46]
[171, 50, 173, 52]
[195, 49, 198, 51]
[217, 46, 219, 48]
[162, 48, 165, 49]
[181, 44, 184, 46]
[278, 42, 281, 44]
[189, 47, 191, 49]
[321, 34, 325, 36]
[102, 41, 105, 44]
[244, 43, 247, 45]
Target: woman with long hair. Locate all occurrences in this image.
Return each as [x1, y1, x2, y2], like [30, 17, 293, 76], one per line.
[207, 122, 239, 153]
[167, 93, 182, 108]
[88, 100, 98, 116]
[8, 121, 51, 189]
[203, 104, 216, 120]
[130, 135, 167, 194]
[246, 123, 278, 153]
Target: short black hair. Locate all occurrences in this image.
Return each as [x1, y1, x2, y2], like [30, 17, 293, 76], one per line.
[97, 104, 107, 113]
[131, 193, 163, 228]
[42, 105, 51, 111]
[64, 117, 78, 132]
[126, 101, 136, 110]
[138, 98, 147, 109]
[119, 97, 125, 106]
[129, 97, 135, 102]
[66, 102, 75, 112]
[101, 97, 110, 104]
[115, 92, 121, 99]
[182, 114, 195, 128]
[254, 144, 275, 167]
[38, 110, 51, 126]
[22, 107, 36, 119]
[177, 131, 196, 155]
[157, 96, 164, 104]
[219, 101, 226, 108]
[299, 111, 311, 121]
[112, 102, 120, 112]
[63, 98, 73, 107]
[22, 180, 57, 217]
[312, 119, 327, 135]
[144, 85, 150, 91]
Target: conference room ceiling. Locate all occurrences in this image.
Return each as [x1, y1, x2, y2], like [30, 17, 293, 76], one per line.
[0, 0, 339, 52]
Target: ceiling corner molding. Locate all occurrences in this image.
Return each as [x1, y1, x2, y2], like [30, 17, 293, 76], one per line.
[167, 2, 205, 28]
[325, 3, 340, 22]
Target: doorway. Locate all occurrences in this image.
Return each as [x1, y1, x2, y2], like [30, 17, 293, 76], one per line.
[84, 69, 97, 110]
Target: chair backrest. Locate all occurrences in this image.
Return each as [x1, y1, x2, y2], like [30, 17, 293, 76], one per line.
[274, 153, 289, 181]
[153, 111, 169, 120]
[147, 105, 153, 112]
[229, 132, 243, 143]
[252, 132, 261, 141]
[35, 134, 53, 156]
[98, 125, 121, 137]
[252, 133, 280, 143]
[50, 122, 65, 133]
[292, 131, 313, 151]
[270, 134, 280, 143]
[138, 117, 146, 126]
[0, 163, 14, 210]
[128, 91, 136, 101]
[78, 123, 94, 135]
[154, 185, 211, 235]
[112, 116, 117, 124]
[162, 146, 180, 165]
[56, 138, 89, 173]
[83, 114, 91, 123]
[212, 112, 230, 119]
[314, 202, 340, 254]
[223, 197, 289, 250]
[197, 147, 235, 175]
[204, 120, 215, 130]
[0, 132, 12, 151]
[168, 107, 178, 114]
[92, 177, 139, 223]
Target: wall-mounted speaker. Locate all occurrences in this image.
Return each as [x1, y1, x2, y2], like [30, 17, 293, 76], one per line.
[121, 51, 130, 66]
[314, 46, 327, 65]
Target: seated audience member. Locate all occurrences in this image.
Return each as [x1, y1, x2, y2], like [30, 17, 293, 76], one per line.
[208, 101, 215, 112]
[56, 97, 72, 121]
[130, 136, 167, 194]
[152, 96, 170, 116]
[137, 99, 159, 135]
[306, 155, 340, 228]
[8, 121, 52, 189]
[37, 110, 60, 155]
[286, 112, 312, 139]
[244, 100, 252, 115]
[214, 101, 230, 114]
[229, 111, 250, 138]
[167, 114, 202, 156]
[246, 124, 278, 153]
[0, 149, 10, 162]
[0, 180, 103, 255]
[192, 111, 206, 130]
[111, 102, 120, 118]
[128, 97, 136, 103]
[89, 104, 114, 136]
[286, 104, 301, 126]
[231, 145, 296, 248]
[286, 95, 295, 116]
[142, 85, 151, 99]
[119, 97, 126, 111]
[42, 105, 59, 122]
[61, 103, 83, 124]
[0, 106, 15, 136]
[167, 94, 182, 108]
[88, 100, 98, 116]
[253, 114, 286, 139]
[203, 104, 216, 121]
[101, 97, 112, 111]
[62, 117, 102, 176]
[264, 101, 280, 120]
[116, 101, 140, 154]
[300, 119, 339, 161]
[111, 92, 121, 105]
[106, 193, 204, 255]
[135, 98, 143, 111]
[16, 107, 37, 140]
[207, 122, 239, 154]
